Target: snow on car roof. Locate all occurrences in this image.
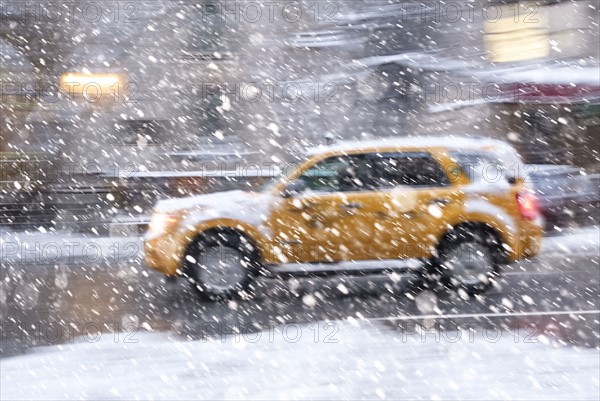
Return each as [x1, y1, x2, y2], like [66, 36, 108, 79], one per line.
[305, 135, 514, 156]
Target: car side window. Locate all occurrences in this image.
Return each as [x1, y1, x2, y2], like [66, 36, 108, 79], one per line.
[371, 152, 449, 188]
[300, 155, 374, 193]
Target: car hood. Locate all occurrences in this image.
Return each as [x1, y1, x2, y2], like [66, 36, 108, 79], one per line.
[154, 190, 273, 227]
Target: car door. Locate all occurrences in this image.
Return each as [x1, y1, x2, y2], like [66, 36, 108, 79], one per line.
[370, 151, 461, 260]
[268, 154, 380, 263]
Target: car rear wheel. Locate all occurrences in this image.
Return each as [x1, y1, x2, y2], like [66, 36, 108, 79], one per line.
[434, 227, 501, 295]
[184, 232, 257, 301]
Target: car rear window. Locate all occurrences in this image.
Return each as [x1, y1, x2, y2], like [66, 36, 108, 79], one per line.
[449, 151, 508, 183]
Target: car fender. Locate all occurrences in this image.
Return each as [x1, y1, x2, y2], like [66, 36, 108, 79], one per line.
[456, 200, 519, 260]
[178, 218, 273, 265]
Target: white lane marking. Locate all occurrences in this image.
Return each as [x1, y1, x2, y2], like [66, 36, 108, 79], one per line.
[504, 270, 597, 276]
[366, 309, 600, 322]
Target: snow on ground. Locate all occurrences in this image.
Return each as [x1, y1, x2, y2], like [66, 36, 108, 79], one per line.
[0, 229, 143, 264]
[541, 227, 599, 255]
[1, 321, 598, 400]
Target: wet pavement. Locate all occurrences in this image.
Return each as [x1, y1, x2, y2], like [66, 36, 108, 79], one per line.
[1, 231, 598, 357]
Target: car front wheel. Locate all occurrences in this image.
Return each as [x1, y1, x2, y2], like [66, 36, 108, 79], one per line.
[184, 232, 257, 301]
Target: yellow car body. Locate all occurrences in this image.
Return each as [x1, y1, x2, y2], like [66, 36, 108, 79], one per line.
[145, 137, 543, 283]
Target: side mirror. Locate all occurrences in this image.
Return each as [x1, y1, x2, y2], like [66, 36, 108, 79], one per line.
[282, 180, 306, 198]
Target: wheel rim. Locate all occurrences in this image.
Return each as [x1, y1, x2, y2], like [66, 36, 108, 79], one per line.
[444, 242, 494, 286]
[196, 244, 247, 292]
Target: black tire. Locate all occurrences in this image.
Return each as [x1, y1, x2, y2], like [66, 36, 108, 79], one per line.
[184, 231, 259, 301]
[432, 226, 502, 295]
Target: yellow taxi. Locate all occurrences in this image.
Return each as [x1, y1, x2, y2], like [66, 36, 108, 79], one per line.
[145, 136, 543, 300]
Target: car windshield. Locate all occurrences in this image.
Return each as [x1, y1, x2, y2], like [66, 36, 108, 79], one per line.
[258, 164, 301, 192]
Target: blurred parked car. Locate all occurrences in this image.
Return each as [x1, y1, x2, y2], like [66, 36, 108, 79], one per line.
[527, 165, 600, 233]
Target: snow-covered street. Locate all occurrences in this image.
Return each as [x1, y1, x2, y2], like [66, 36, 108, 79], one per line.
[1, 227, 599, 399]
[0, 228, 142, 264]
[2, 320, 599, 400]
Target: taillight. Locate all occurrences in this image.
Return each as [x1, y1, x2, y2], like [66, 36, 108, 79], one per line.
[516, 191, 539, 220]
